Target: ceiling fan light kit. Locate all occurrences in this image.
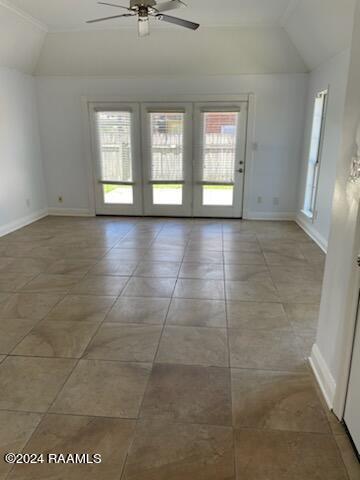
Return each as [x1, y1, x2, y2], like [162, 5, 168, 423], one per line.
[87, 0, 200, 37]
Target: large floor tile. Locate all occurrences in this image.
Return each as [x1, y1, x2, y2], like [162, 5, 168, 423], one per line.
[0, 317, 39, 354]
[0, 273, 37, 293]
[227, 301, 289, 330]
[45, 259, 95, 276]
[51, 360, 151, 418]
[134, 262, 181, 278]
[167, 298, 226, 328]
[20, 274, 83, 294]
[140, 364, 232, 426]
[105, 297, 170, 325]
[84, 324, 162, 362]
[0, 411, 42, 480]
[275, 281, 322, 304]
[174, 279, 225, 300]
[183, 250, 224, 264]
[269, 264, 323, 284]
[123, 420, 235, 480]
[231, 369, 329, 433]
[334, 434, 360, 480]
[89, 259, 138, 276]
[8, 414, 136, 480]
[0, 356, 75, 412]
[0, 293, 63, 320]
[156, 326, 228, 367]
[224, 264, 271, 282]
[71, 274, 129, 296]
[13, 320, 99, 358]
[225, 279, 279, 302]
[45, 295, 116, 323]
[179, 263, 224, 280]
[229, 328, 305, 371]
[223, 251, 266, 265]
[122, 277, 176, 298]
[234, 429, 348, 480]
[283, 303, 320, 335]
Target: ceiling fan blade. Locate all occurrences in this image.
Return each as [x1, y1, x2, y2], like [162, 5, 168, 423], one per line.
[87, 13, 134, 23]
[97, 2, 131, 10]
[138, 18, 150, 37]
[155, 0, 186, 12]
[155, 13, 199, 30]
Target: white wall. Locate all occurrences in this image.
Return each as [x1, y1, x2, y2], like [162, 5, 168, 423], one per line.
[0, 67, 47, 235]
[35, 74, 307, 217]
[297, 50, 350, 250]
[310, 0, 360, 414]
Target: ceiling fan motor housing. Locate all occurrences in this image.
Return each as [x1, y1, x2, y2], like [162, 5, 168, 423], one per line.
[130, 0, 156, 9]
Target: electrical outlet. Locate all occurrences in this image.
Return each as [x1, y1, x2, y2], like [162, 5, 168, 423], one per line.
[273, 197, 280, 206]
[257, 196, 263, 204]
[58, 196, 63, 204]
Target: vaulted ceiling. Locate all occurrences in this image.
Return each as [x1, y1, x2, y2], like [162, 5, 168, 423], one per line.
[0, 0, 357, 75]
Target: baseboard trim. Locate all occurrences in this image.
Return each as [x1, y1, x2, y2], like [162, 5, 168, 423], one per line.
[244, 212, 296, 221]
[47, 208, 93, 217]
[296, 214, 328, 253]
[309, 343, 336, 410]
[0, 209, 48, 238]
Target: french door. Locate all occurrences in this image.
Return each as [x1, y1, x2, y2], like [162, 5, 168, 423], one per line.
[90, 100, 247, 218]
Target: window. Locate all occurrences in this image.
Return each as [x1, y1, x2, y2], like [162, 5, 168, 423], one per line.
[96, 111, 134, 204]
[303, 91, 328, 217]
[201, 111, 239, 206]
[150, 112, 184, 205]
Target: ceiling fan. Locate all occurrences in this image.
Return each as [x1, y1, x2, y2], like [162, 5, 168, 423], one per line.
[87, 0, 200, 37]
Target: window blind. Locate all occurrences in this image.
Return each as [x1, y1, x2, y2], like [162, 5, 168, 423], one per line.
[150, 112, 184, 182]
[96, 111, 133, 182]
[202, 112, 239, 183]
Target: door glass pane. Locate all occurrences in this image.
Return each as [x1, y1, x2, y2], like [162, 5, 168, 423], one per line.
[96, 111, 134, 205]
[202, 112, 239, 183]
[150, 112, 184, 183]
[203, 185, 234, 206]
[103, 184, 133, 205]
[153, 184, 183, 205]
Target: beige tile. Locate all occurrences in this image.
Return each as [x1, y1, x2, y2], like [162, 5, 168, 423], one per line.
[71, 275, 129, 296]
[0, 411, 42, 480]
[234, 429, 348, 480]
[276, 281, 322, 304]
[283, 303, 320, 335]
[269, 264, 323, 284]
[225, 279, 279, 302]
[89, 259, 138, 276]
[106, 297, 170, 325]
[0, 318, 39, 354]
[51, 360, 151, 418]
[0, 356, 75, 412]
[45, 259, 95, 276]
[227, 301, 289, 330]
[183, 250, 224, 264]
[105, 248, 147, 262]
[123, 420, 235, 480]
[13, 320, 99, 358]
[223, 240, 261, 253]
[20, 274, 83, 294]
[122, 277, 176, 298]
[0, 273, 37, 292]
[2, 257, 52, 274]
[174, 279, 225, 300]
[84, 324, 162, 362]
[179, 263, 224, 280]
[46, 295, 116, 323]
[225, 264, 271, 282]
[232, 369, 330, 433]
[134, 262, 181, 278]
[141, 364, 231, 426]
[224, 251, 266, 265]
[0, 293, 63, 320]
[8, 414, 136, 480]
[142, 249, 185, 262]
[156, 326, 228, 367]
[334, 434, 360, 480]
[229, 328, 305, 371]
[167, 298, 226, 327]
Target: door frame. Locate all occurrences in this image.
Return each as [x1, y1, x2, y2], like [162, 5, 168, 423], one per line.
[82, 94, 253, 218]
[192, 101, 248, 218]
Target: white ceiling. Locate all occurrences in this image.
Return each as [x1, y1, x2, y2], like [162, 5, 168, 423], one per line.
[7, 0, 292, 31]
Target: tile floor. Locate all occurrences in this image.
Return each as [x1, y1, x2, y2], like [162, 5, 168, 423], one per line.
[0, 216, 358, 479]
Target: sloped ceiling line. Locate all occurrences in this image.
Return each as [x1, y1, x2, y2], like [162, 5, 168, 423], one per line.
[0, 0, 47, 31]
